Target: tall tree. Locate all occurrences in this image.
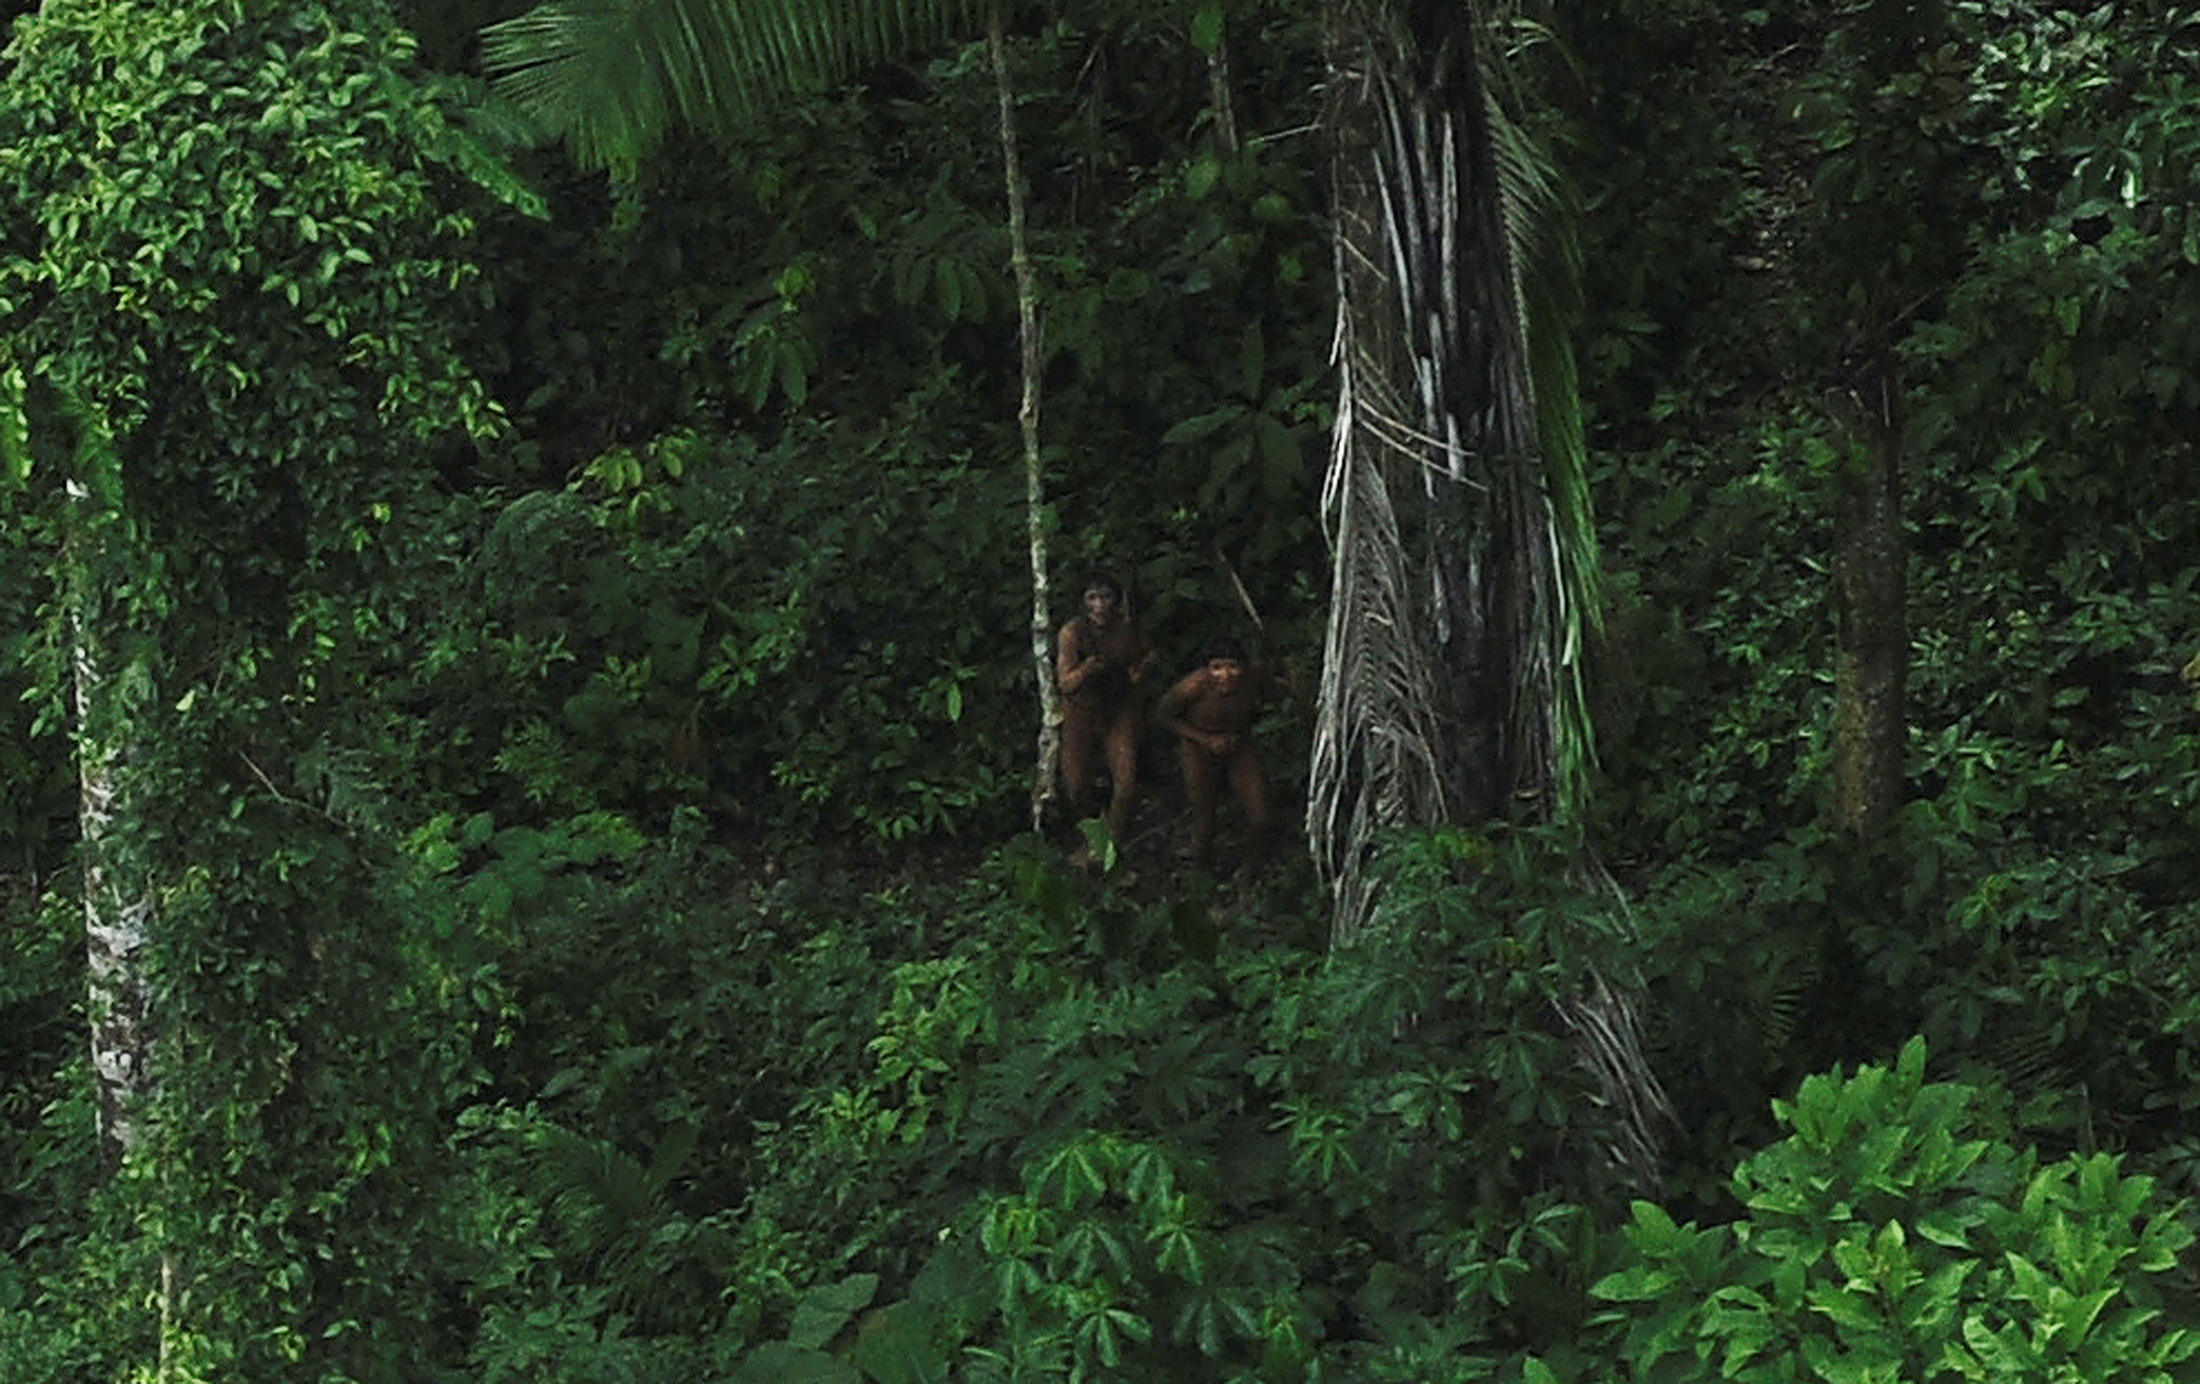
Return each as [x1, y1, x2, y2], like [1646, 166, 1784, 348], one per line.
[1307, 0, 1665, 1186]
[1791, 0, 1977, 839]
[0, 0, 531, 1369]
[1307, 0, 1599, 939]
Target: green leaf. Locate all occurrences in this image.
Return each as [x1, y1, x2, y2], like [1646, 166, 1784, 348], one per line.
[1190, 2, 1224, 55]
[1630, 1200, 1686, 1255]
[1239, 322, 1265, 399]
[1076, 817, 1119, 873]
[1591, 1264, 1677, 1302]
[1162, 406, 1240, 446]
[1806, 1279, 1881, 1332]
[789, 1273, 881, 1350]
[734, 1342, 864, 1384]
[850, 1300, 943, 1384]
[936, 260, 962, 320]
[0, 365, 29, 486]
[1255, 414, 1301, 495]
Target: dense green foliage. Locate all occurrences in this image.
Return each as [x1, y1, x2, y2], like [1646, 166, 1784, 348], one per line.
[1599, 1037, 2199, 1382]
[3, 0, 2199, 1379]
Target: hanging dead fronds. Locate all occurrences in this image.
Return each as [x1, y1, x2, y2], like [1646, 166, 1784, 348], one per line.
[1309, 0, 1664, 1192]
[1310, 0, 1596, 945]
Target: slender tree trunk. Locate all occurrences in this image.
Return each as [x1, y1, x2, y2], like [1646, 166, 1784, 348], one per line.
[8, 373, 173, 1362]
[59, 434, 155, 1169]
[62, 409, 183, 1381]
[1205, 29, 1240, 154]
[1829, 357, 1907, 836]
[990, 14, 1060, 833]
[72, 584, 155, 1167]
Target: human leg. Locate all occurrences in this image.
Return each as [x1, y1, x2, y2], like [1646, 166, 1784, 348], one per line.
[1101, 707, 1141, 848]
[1228, 743, 1271, 872]
[1059, 706, 1097, 816]
[1177, 739, 1220, 868]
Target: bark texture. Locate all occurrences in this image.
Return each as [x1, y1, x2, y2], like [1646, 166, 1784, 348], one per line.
[1829, 361, 1907, 836]
[991, 17, 1061, 832]
[67, 482, 155, 1167]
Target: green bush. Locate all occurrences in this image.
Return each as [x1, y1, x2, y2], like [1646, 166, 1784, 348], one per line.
[1596, 1037, 2200, 1382]
[447, 402, 1027, 842]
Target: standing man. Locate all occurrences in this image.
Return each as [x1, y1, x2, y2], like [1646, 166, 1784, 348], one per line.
[1056, 573, 1152, 857]
[1158, 636, 1273, 874]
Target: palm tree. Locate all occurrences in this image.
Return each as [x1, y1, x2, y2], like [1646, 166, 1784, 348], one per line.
[1311, 0, 1662, 1186]
[1308, 0, 1596, 939]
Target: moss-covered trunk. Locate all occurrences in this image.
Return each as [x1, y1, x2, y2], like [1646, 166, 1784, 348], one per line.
[1829, 362, 1907, 836]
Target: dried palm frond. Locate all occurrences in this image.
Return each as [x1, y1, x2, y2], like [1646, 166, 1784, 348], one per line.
[1558, 964, 1669, 1191]
[1311, 0, 1663, 1192]
[1310, 0, 1596, 947]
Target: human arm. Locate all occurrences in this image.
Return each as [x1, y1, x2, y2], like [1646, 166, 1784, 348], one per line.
[1159, 671, 1234, 755]
[1263, 656, 1311, 723]
[1057, 622, 1105, 696]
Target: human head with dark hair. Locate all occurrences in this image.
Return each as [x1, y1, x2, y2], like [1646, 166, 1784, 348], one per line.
[1081, 572, 1124, 627]
[1202, 635, 1248, 667]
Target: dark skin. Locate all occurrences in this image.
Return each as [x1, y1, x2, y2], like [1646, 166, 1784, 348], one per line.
[1056, 584, 1152, 850]
[1158, 654, 1272, 871]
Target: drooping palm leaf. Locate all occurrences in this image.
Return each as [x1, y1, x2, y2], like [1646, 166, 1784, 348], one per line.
[481, 0, 992, 173]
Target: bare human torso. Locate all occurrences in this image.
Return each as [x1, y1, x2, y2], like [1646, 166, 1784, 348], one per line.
[1060, 615, 1149, 716]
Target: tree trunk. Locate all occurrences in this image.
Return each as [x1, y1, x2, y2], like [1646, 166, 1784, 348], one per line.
[990, 14, 1061, 833]
[43, 398, 157, 1168]
[1205, 23, 1240, 154]
[1829, 359, 1907, 836]
[1307, 0, 1665, 1193]
[1309, 1, 1567, 934]
[8, 371, 174, 1366]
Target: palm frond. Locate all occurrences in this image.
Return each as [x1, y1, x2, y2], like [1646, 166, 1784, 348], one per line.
[1557, 967, 1669, 1191]
[1307, 356, 1454, 932]
[1483, 60, 1598, 827]
[481, 0, 992, 174]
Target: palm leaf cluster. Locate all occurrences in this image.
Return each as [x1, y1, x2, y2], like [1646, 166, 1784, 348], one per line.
[482, 0, 990, 173]
[1307, 0, 1597, 942]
